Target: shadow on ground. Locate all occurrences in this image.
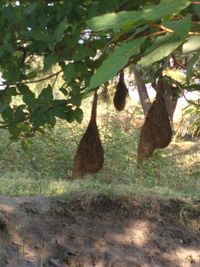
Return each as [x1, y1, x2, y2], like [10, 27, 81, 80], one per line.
[0, 195, 199, 267]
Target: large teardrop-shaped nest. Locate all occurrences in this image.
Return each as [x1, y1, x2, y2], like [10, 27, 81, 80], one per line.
[71, 93, 104, 179]
[72, 121, 104, 179]
[137, 92, 172, 163]
[113, 71, 128, 111]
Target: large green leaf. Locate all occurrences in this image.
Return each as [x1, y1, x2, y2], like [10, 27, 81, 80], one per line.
[194, 3, 200, 19]
[182, 36, 200, 54]
[70, 90, 82, 107]
[55, 19, 68, 42]
[24, 2, 38, 16]
[38, 85, 53, 106]
[86, 37, 144, 91]
[43, 55, 58, 71]
[15, 106, 27, 122]
[17, 84, 37, 112]
[87, 0, 191, 32]
[74, 107, 84, 123]
[46, 109, 56, 127]
[73, 45, 96, 61]
[139, 34, 183, 67]
[63, 63, 76, 82]
[163, 15, 191, 39]
[87, 11, 142, 31]
[141, 0, 191, 21]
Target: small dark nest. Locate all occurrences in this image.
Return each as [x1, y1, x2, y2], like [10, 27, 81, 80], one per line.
[137, 93, 172, 163]
[72, 93, 104, 179]
[113, 71, 128, 111]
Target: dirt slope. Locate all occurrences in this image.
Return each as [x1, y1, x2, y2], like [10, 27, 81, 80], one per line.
[0, 195, 199, 267]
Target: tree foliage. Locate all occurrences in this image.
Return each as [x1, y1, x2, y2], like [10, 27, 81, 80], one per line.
[0, 0, 199, 141]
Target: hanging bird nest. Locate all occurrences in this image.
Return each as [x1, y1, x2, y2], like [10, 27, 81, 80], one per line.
[72, 92, 104, 179]
[137, 79, 172, 163]
[113, 71, 128, 111]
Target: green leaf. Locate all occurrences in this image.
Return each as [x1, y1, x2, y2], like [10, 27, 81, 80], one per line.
[87, 10, 142, 31]
[87, 0, 190, 32]
[26, 70, 38, 79]
[141, 0, 191, 21]
[75, 62, 90, 79]
[24, 3, 38, 16]
[63, 63, 76, 82]
[59, 87, 69, 96]
[21, 140, 29, 153]
[163, 15, 191, 39]
[193, 3, 200, 19]
[2, 107, 14, 122]
[2, 87, 18, 101]
[3, 67, 21, 83]
[0, 43, 14, 55]
[52, 99, 68, 107]
[74, 107, 83, 123]
[182, 36, 200, 54]
[23, 94, 37, 112]
[185, 84, 200, 91]
[47, 110, 56, 127]
[53, 104, 75, 123]
[30, 30, 48, 42]
[55, 19, 68, 42]
[73, 46, 96, 61]
[53, 105, 70, 119]
[31, 108, 47, 129]
[17, 84, 34, 96]
[66, 110, 75, 123]
[0, 103, 8, 113]
[70, 92, 81, 107]
[139, 34, 183, 67]
[186, 53, 200, 83]
[38, 85, 53, 106]
[43, 55, 58, 71]
[15, 106, 26, 122]
[87, 37, 144, 91]
[17, 84, 37, 111]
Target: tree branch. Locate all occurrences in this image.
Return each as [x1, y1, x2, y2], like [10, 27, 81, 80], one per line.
[147, 21, 200, 36]
[1, 70, 63, 87]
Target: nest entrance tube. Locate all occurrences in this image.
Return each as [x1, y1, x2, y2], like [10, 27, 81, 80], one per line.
[72, 92, 104, 179]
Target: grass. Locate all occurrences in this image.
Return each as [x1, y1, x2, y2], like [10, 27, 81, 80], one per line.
[0, 99, 199, 200]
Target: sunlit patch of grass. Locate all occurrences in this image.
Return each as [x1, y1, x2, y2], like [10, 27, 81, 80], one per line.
[0, 100, 199, 200]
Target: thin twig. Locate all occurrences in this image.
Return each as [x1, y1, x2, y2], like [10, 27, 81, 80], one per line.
[0, 70, 62, 87]
[24, 70, 62, 84]
[148, 21, 200, 36]
[52, 71, 60, 89]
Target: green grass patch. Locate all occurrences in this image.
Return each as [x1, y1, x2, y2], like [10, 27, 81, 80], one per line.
[0, 101, 199, 200]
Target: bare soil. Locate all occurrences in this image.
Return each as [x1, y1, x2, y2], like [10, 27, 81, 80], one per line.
[0, 195, 199, 267]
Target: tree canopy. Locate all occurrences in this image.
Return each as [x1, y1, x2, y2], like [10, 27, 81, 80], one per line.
[0, 0, 199, 142]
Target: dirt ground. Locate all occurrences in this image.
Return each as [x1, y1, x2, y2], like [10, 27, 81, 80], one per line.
[0, 194, 199, 267]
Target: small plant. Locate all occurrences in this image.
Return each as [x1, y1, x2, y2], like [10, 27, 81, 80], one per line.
[39, 241, 48, 267]
[176, 103, 200, 139]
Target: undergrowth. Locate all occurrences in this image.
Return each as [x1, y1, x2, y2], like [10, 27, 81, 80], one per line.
[0, 100, 199, 200]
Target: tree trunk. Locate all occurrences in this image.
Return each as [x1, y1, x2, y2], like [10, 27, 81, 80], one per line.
[133, 66, 151, 117]
[162, 80, 177, 122]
